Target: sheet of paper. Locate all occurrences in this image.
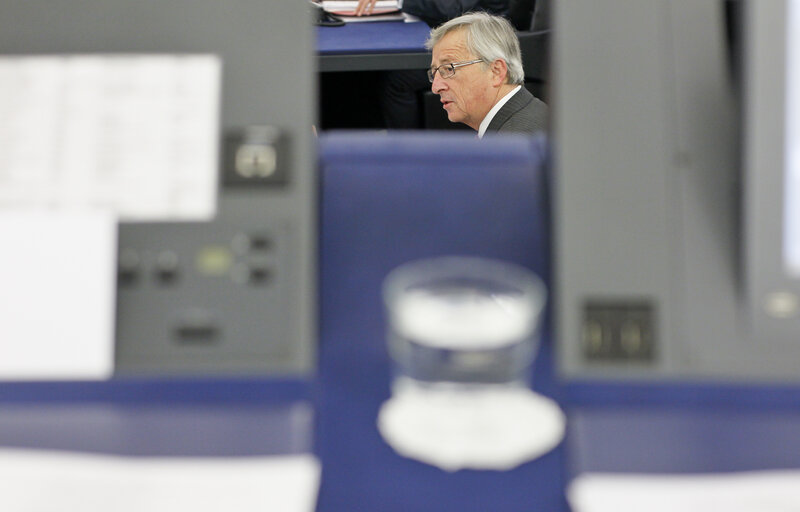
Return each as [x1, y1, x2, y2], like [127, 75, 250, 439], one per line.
[0, 211, 116, 380]
[335, 12, 407, 22]
[569, 471, 800, 512]
[0, 55, 220, 221]
[785, 0, 800, 275]
[0, 449, 320, 512]
[322, 0, 399, 15]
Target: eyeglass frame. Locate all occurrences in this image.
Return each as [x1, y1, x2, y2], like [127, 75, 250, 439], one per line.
[427, 59, 484, 83]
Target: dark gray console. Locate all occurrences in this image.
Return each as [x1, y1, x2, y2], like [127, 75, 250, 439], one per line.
[1, 0, 317, 376]
[554, 0, 800, 381]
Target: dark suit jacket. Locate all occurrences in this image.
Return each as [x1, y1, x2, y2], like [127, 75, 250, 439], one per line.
[486, 86, 547, 134]
[402, 0, 508, 27]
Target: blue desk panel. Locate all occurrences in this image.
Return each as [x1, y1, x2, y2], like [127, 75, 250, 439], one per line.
[316, 131, 566, 512]
[317, 21, 431, 71]
[0, 401, 313, 457]
[566, 381, 800, 477]
[0, 378, 314, 458]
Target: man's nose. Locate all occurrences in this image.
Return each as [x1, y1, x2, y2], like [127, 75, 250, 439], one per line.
[431, 73, 446, 94]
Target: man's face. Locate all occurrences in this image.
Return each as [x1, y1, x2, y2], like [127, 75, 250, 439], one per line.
[430, 29, 497, 130]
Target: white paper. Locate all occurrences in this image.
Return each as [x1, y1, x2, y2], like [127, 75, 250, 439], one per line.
[0, 449, 320, 512]
[0, 211, 116, 380]
[322, 0, 399, 14]
[334, 12, 407, 22]
[569, 471, 800, 512]
[0, 55, 220, 221]
[786, 0, 800, 275]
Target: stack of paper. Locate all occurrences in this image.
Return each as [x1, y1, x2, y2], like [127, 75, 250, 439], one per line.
[322, 0, 400, 15]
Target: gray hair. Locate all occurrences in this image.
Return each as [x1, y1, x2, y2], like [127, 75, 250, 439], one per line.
[425, 12, 524, 85]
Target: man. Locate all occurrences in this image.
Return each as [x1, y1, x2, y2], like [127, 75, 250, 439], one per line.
[355, 0, 510, 130]
[426, 12, 547, 136]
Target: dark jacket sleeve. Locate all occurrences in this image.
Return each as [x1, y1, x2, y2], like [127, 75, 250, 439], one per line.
[402, 0, 508, 27]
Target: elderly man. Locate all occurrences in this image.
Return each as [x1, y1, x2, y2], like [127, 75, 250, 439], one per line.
[427, 12, 547, 136]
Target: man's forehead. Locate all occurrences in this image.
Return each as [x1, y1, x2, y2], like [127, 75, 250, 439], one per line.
[432, 29, 469, 61]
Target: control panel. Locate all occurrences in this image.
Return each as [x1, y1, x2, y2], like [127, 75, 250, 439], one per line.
[115, 127, 316, 376]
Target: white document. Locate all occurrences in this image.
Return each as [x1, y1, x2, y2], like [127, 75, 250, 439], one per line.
[0, 449, 320, 512]
[569, 471, 800, 512]
[785, 0, 800, 275]
[0, 55, 220, 221]
[334, 12, 408, 22]
[322, 0, 399, 14]
[0, 211, 116, 380]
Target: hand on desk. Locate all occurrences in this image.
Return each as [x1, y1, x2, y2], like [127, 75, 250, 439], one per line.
[355, 0, 379, 15]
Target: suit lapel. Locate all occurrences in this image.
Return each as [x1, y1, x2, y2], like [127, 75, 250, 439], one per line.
[486, 87, 533, 132]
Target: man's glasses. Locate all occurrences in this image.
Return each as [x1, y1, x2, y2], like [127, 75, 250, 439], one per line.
[427, 59, 483, 82]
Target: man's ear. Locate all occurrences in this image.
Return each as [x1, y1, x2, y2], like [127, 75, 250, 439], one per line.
[491, 59, 508, 87]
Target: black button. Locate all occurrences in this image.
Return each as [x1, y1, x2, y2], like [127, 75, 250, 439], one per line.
[249, 265, 272, 285]
[155, 251, 180, 284]
[118, 248, 140, 286]
[249, 235, 272, 251]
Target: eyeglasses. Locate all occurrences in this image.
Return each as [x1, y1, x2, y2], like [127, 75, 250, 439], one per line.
[427, 59, 483, 82]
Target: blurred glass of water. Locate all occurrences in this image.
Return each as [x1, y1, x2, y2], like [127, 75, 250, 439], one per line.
[383, 257, 546, 394]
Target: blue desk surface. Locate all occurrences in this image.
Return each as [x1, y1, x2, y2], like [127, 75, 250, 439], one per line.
[317, 21, 431, 71]
[317, 20, 430, 55]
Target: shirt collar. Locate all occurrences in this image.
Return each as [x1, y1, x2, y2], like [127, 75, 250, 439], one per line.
[478, 85, 522, 138]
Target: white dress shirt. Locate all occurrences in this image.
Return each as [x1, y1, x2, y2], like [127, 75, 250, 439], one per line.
[477, 85, 522, 138]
